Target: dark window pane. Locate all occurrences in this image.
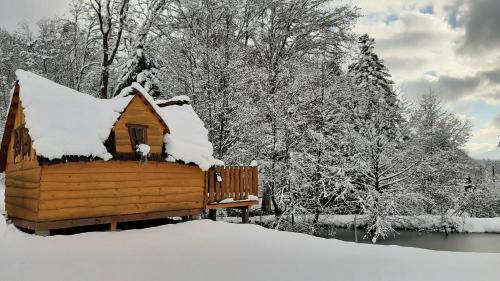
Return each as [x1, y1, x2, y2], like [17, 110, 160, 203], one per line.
[127, 125, 147, 149]
[134, 128, 145, 144]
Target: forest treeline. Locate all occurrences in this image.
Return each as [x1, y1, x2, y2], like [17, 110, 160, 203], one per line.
[0, 0, 499, 239]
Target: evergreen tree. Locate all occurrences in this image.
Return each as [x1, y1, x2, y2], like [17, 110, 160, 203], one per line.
[345, 34, 415, 241]
[348, 34, 401, 138]
[113, 0, 168, 98]
[348, 34, 394, 98]
[114, 44, 161, 97]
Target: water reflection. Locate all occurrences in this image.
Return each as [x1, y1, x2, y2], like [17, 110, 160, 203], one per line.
[322, 228, 500, 253]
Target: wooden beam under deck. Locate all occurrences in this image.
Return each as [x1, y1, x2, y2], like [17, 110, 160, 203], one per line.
[205, 200, 258, 209]
[10, 209, 203, 231]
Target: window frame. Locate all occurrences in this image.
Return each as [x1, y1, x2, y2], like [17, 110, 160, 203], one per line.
[126, 123, 148, 150]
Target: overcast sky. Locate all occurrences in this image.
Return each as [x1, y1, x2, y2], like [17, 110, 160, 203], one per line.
[351, 0, 500, 158]
[1, 0, 499, 158]
[0, 0, 69, 31]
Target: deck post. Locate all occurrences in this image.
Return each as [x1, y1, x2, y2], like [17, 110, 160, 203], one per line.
[34, 229, 50, 236]
[110, 222, 118, 231]
[241, 207, 249, 223]
[208, 209, 217, 221]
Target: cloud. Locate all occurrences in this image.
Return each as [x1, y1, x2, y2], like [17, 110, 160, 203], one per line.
[461, 0, 500, 51]
[465, 123, 500, 156]
[437, 75, 481, 98]
[493, 114, 500, 128]
[351, 0, 500, 157]
[480, 68, 500, 84]
[400, 75, 480, 101]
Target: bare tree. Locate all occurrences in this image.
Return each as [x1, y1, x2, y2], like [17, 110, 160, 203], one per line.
[90, 0, 130, 98]
[251, 0, 359, 214]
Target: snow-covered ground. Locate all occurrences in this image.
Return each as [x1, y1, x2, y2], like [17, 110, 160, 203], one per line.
[225, 214, 500, 233]
[1, 183, 500, 281]
[1, 218, 500, 280]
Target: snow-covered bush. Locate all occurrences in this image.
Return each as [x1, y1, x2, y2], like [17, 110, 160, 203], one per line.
[456, 186, 500, 217]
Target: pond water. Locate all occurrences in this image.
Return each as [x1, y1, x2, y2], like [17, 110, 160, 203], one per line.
[322, 228, 500, 253]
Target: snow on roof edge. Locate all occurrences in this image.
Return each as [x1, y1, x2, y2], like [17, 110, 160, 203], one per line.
[166, 95, 190, 103]
[115, 83, 166, 125]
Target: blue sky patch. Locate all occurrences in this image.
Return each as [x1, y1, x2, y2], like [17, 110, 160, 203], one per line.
[420, 5, 434, 15]
[448, 10, 458, 29]
[385, 14, 399, 24]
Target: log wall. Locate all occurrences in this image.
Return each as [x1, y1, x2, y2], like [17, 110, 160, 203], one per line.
[37, 161, 205, 221]
[5, 98, 41, 221]
[113, 95, 165, 155]
[5, 160, 41, 221]
[7, 98, 36, 164]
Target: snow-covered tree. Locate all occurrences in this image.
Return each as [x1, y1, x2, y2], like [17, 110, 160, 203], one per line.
[409, 91, 472, 215]
[345, 34, 418, 240]
[251, 0, 359, 214]
[348, 34, 401, 139]
[114, 0, 167, 98]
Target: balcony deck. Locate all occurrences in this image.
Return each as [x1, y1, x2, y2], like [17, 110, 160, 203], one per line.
[204, 166, 259, 209]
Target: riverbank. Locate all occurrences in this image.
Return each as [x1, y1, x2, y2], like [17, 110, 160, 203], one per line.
[223, 214, 500, 233]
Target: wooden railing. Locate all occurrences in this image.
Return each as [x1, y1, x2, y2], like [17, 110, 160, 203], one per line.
[205, 166, 258, 206]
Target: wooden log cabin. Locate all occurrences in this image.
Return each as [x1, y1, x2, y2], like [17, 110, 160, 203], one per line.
[0, 70, 258, 234]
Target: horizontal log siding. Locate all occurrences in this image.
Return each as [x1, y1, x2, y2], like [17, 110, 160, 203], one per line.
[5, 160, 41, 221]
[38, 161, 205, 221]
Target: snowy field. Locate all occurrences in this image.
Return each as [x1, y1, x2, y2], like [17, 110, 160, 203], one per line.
[1, 184, 500, 281]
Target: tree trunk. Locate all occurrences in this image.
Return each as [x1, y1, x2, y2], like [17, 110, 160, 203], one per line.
[261, 185, 272, 214]
[99, 65, 109, 99]
[313, 208, 321, 224]
[272, 195, 282, 216]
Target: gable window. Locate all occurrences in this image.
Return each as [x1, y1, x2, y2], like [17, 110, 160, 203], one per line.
[127, 124, 148, 149]
[13, 124, 31, 158]
[13, 127, 22, 157]
[22, 127, 31, 156]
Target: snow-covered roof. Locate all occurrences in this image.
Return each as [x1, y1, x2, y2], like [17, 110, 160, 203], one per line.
[119, 83, 223, 170]
[158, 101, 223, 171]
[165, 95, 191, 103]
[15, 70, 133, 161]
[7, 70, 221, 171]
